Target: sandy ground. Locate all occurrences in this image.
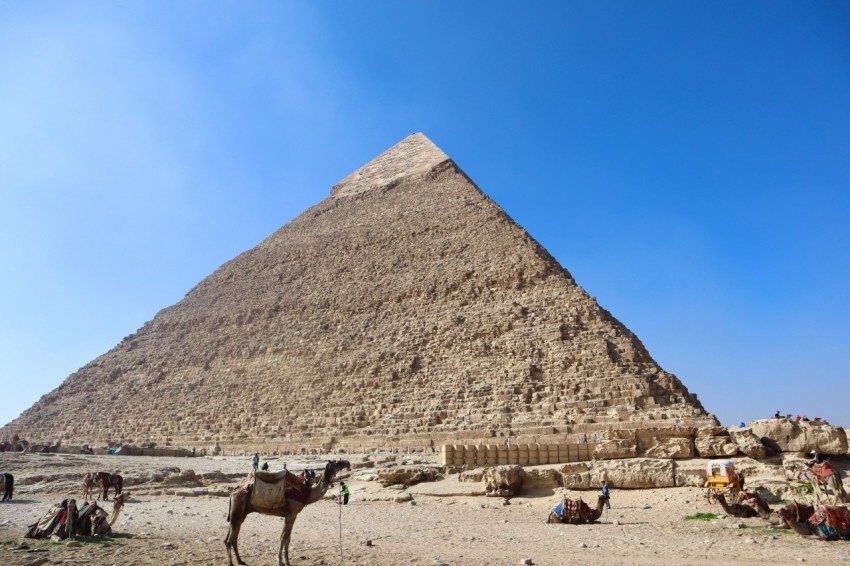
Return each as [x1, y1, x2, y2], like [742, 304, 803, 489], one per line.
[1, 452, 848, 566]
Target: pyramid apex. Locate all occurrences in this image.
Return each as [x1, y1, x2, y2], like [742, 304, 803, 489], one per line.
[331, 133, 451, 198]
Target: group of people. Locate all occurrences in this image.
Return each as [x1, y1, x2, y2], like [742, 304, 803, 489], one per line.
[773, 411, 828, 424]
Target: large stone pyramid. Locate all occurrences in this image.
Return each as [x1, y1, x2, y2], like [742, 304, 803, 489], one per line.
[2, 134, 715, 452]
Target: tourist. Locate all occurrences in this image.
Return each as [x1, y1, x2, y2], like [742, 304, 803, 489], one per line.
[774, 410, 781, 419]
[261, 462, 269, 471]
[252, 452, 259, 471]
[340, 481, 350, 505]
[602, 481, 611, 509]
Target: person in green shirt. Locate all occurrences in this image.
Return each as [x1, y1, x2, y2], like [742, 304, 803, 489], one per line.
[340, 481, 350, 505]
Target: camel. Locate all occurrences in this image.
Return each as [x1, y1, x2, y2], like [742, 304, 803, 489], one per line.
[82, 472, 94, 500]
[713, 492, 758, 518]
[807, 505, 850, 541]
[1, 472, 13, 501]
[789, 461, 847, 505]
[225, 459, 351, 566]
[546, 494, 609, 524]
[25, 493, 129, 539]
[776, 501, 817, 536]
[78, 492, 131, 536]
[93, 471, 123, 501]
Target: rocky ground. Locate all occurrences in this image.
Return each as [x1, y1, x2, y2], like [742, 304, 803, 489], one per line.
[0, 451, 848, 566]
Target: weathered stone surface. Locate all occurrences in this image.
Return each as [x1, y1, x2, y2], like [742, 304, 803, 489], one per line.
[482, 465, 523, 497]
[729, 428, 767, 460]
[0, 133, 715, 451]
[376, 466, 440, 487]
[636, 429, 695, 459]
[642, 438, 694, 459]
[749, 419, 848, 455]
[560, 458, 675, 489]
[694, 436, 739, 458]
[593, 439, 637, 460]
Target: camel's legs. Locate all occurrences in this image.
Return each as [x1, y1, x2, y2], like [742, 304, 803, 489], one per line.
[225, 518, 246, 566]
[281, 515, 296, 566]
[225, 496, 248, 566]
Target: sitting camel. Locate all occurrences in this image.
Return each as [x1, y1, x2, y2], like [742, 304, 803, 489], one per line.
[777, 501, 818, 536]
[714, 492, 758, 518]
[93, 471, 123, 501]
[26, 492, 130, 539]
[808, 505, 850, 541]
[546, 494, 609, 524]
[225, 459, 351, 566]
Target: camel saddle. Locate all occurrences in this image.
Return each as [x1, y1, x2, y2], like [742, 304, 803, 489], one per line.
[811, 462, 835, 481]
[810, 505, 850, 530]
[247, 471, 309, 511]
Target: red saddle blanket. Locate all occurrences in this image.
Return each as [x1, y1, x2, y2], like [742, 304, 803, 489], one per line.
[812, 463, 835, 481]
[809, 505, 850, 530]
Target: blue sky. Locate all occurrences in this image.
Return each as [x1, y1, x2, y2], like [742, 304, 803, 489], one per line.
[1, 2, 848, 429]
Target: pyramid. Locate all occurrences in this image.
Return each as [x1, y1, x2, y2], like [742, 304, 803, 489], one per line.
[1, 133, 715, 452]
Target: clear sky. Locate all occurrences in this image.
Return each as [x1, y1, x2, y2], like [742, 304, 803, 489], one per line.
[1, 2, 848, 429]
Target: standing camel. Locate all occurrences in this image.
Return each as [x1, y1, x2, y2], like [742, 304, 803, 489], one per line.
[225, 459, 351, 566]
[82, 472, 94, 500]
[790, 461, 847, 505]
[93, 472, 124, 501]
[1, 472, 13, 501]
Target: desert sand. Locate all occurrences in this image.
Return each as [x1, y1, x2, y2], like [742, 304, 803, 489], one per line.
[1, 451, 848, 566]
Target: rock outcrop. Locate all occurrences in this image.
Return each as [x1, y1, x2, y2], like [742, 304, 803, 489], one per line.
[482, 465, 523, 497]
[749, 419, 848, 455]
[729, 428, 767, 460]
[560, 458, 676, 489]
[694, 427, 739, 458]
[377, 466, 440, 487]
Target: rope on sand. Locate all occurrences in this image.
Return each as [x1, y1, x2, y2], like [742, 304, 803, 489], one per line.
[337, 491, 344, 565]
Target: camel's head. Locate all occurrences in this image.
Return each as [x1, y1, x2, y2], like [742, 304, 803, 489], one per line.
[322, 459, 352, 484]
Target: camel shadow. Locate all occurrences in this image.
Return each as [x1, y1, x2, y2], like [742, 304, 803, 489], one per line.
[1, 499, 38, 504]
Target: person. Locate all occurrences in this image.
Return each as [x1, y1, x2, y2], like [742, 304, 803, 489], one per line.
[192, 447, 196, 457]
[261, 462, 269, 471]
[252, 453, 259, 471]
[340, 481, 350, 505]
[602, 481, 611, 509]
[774, 410, 781, 419]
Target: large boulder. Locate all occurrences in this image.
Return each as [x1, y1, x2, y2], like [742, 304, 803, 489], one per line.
[377, 466, 440, 486]
[593, 439, 637, 460]
[482, 465, 523, 497]
[729, 428, 767, 460]
[636, 428, 695, 459]
[695, 436, 739, 458]
[560, 458, 675, 489]
[749, 419, 848, 455]
[642, 437, 694, 459]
